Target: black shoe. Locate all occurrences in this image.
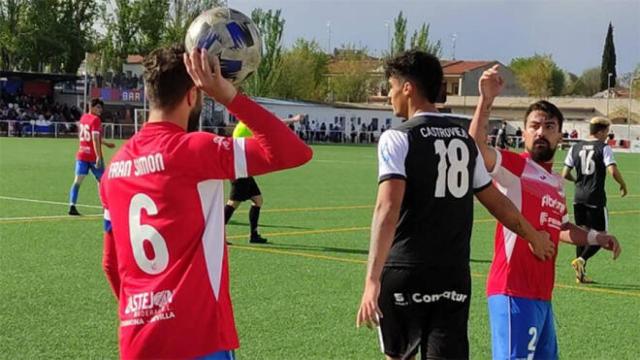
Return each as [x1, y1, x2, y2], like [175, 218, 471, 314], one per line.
[68, 205, 81, 216]
[225, 241, 232, 245]
[249, 233, 268, 244]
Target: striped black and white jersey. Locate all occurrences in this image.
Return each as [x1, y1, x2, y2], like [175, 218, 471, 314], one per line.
[378, 113, 492, 268]
[564, 140, 616, 207]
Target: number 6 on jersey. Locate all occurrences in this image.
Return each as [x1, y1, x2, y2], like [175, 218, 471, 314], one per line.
[129, 193, 169, 275]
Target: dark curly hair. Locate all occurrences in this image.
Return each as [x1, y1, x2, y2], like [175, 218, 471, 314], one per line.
[384, 50, 443, 103]
[524, 100, 564, 131]
[143, 44, 194, 110]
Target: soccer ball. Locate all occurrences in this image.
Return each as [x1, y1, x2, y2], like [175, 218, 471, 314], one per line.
[185, 7, 262, 86]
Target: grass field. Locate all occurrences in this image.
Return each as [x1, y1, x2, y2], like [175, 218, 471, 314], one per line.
[0, 137, 638, 359]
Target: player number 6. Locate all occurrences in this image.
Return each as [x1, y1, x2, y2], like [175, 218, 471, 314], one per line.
[129, 193, 169, 275]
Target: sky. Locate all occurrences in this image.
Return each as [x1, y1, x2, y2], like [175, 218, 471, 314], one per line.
[229, 0, 640, 76]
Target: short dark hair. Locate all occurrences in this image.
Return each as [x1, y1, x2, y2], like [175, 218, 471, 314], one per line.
[589, 116, 610, 135]
[524, 100, 564, 131]
[143, 44, 194, 110]
[90, 98, 104, 108]
[384, 50, 443, 103]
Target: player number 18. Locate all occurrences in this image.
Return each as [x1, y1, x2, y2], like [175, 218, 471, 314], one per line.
[434, 139, 469, 198]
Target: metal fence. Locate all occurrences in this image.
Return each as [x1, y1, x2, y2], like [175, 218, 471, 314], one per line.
[0, 120, 384, 144]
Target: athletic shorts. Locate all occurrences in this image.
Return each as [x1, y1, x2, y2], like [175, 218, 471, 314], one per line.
[75, 160, 104, 180]
[196, 350, 235, 360]
[488, 295, 558, 360]
[229, 177, 261, 202]
[573, 203, 608, 232]
[378, 265, 471, 359]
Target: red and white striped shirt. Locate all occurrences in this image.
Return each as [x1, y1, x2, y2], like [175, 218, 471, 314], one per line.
[486, 150, 568, 301]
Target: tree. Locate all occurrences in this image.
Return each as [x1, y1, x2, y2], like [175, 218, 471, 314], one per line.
[0, 0, 97, 73]
[571, 67, 601, 96]
[0, 0, 27, 70]
[600, 22, 617, 91]
[510, 54, 564, 97]
[391, 11, 407, 56]
[136, 0, 169, 54]
[243, 8, 285, 97]
[561, 71, 578, 95]
[102, 0, 143, 70]
[163, 0, 222, 46]
[275, 39, 329, 101]
[330, 44, 373, 103]
[549, 65, 565, 96]
[409, 23, 441, 57]
[56, 0, 101, 73]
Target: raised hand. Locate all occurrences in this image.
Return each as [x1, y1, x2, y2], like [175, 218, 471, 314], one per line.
[478, 64, 504, 101]
[183, 49, 237, 106]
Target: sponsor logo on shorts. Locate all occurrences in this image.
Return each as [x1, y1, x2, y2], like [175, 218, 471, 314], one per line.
[393, 293, 408, 306]
[393, 290, 468, 306]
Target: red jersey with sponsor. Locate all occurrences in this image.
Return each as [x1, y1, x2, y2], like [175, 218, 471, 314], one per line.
[486, 150, 568, 301]
[76, 113, 102, 162]
[100, 94, 312, 359]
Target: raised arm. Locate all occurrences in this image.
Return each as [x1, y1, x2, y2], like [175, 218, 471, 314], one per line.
[184, 49, 312, 177]
[468, 65, 504, 172]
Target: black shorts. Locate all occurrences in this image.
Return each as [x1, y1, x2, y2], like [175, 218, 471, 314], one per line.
[378, 266, 471, 360]
[229, 177, 261, 202]
[573, 204, 608, 232]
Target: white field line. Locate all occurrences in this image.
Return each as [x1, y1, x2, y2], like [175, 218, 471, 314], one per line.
[0, 196, 102, 209]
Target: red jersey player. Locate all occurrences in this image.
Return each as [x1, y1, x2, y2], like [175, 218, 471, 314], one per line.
[100, 46, 312, 359]
[68, 98, 115, 216]
[469, 65, 621, 360]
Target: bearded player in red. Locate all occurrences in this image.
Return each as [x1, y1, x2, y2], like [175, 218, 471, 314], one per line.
[100, 45, 312, 359]
[469, 65, 621, 360]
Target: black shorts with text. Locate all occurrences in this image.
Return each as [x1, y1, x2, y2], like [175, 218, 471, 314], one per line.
[378, 265, 471, 360]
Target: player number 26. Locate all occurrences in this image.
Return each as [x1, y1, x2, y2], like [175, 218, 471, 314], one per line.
[129, 193, 169, 275]
[78, 124, 91, 141]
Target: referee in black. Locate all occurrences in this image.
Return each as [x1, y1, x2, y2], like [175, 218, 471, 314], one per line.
[224, 115, 303, 244]
[562, 116, 628, 283]
[356, 50, 554, 360]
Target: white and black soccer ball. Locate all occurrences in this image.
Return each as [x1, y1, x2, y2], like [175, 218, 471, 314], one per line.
[185, 7, 262, 86]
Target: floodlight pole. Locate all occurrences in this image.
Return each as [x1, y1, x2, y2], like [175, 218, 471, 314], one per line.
[327, 21, 332, 54]
[384, 21, 390, 55]
[629, 76, 638, 140]
[83, 52, 88, 113]
[607, 72, 613, 117]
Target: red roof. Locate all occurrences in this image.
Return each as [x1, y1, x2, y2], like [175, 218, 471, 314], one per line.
[441, 60, 495, 75]
[126, 55, 144, 64]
